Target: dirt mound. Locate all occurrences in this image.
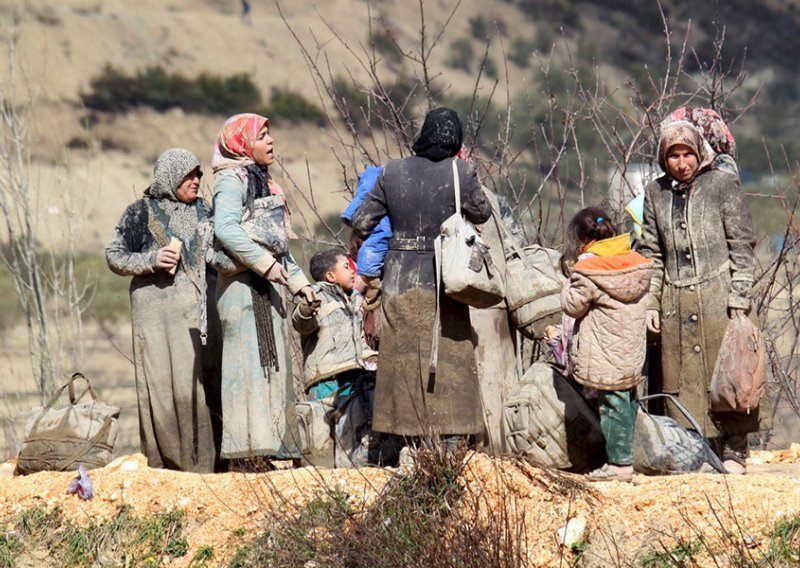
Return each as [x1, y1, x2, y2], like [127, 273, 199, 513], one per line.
[2, 451, 800, 566]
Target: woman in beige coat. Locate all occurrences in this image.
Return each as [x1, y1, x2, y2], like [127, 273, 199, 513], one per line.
[639, 120, 759, 474]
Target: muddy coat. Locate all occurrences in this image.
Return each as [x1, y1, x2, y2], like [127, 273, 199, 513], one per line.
[214, 169, 310, 459]
[352, 156, 491, 436]
[106, 196, 218, 473]
[639, 169, 759, 437]
[292, 282, 377, 392]
[470, 190, 521, 455]
[561, 236, 653, 391]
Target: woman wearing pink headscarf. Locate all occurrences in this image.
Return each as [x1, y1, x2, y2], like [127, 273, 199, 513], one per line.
[211, 113, 317, 465]
[640, 120, 759, 474]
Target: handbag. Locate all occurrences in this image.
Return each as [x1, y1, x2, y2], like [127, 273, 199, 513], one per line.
[16, 373, 120, 474]
[436, 159, 505, 308]
[504, 242, 565, 339]
[709, 313, 767, 413]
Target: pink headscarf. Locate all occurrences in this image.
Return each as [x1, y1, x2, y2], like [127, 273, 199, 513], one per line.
[211, 113, 295, 236]
[211, 113, 269, 173]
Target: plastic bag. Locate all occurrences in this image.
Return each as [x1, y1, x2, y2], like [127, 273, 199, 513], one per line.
[709, 314, 766, 413]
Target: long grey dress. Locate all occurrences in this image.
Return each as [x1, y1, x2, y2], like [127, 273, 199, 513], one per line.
[106, 149, 217, 472]
[352, 156, 491, 436]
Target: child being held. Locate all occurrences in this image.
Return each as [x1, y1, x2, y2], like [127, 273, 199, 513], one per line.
[560, 207, 653, 482]
[292, 248, 378, 468]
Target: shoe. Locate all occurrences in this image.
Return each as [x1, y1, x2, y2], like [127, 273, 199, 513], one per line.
[586, 463, 633, 482]
[723, 459, 746, 475]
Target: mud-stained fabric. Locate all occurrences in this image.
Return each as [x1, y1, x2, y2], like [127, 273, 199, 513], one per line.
[639, 168, 762, 441]
[470, 189, 520, 455]
[105, 148, 218, 473]
[352, 155, 491, 436]
[598, 388, 637, 466]
[657, 121, 716, 180]
[146, 148, 200, 200]
[411, 107, 463, 162]
[213, 169, 309, 459]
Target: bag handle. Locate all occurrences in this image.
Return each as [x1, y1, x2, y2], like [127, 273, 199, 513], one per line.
[428, 160, 460, 378]
[452, 158, 461, 214]
[42, 372, 98, 411]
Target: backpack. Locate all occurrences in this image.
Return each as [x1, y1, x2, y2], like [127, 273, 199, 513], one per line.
[504, 362, 605, 472]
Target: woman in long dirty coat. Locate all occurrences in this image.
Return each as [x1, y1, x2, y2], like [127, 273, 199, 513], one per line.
[106, 148, 218, 473]
[639, 121, 759, 474]
[352, 108, 492, 439]
[212, 113, 317, 463]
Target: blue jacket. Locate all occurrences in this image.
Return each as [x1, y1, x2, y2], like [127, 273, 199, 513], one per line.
[341, 165, 392, 278]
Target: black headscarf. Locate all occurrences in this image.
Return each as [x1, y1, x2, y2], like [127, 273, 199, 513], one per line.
[412, 107, 463, 162]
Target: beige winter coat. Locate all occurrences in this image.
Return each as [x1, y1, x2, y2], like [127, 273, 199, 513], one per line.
[292, 282, 377, 392]
[561, 237, 653, 391]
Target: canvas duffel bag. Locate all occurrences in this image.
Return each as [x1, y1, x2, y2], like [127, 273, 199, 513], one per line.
[501, 234, 564, 339]
[504, 362, 605, 472]
[295, 399, 335, 468]
[16, 373, 120, 475]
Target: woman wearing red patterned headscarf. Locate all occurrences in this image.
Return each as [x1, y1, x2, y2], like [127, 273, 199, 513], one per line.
[660, 107, 739, 177]
[639, 120, 760, 474]
[211, 113, 318, 467]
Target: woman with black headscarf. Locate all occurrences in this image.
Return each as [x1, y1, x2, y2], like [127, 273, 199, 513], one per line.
[352, 107, 491, 441]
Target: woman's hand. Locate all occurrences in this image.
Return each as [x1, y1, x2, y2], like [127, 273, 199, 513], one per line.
[155, 247, 179, 270]
[646, 309, 661, 333]
[729, 308, 745, 319]
[264, 262, 289, 286]
[298, 286, 321, 314]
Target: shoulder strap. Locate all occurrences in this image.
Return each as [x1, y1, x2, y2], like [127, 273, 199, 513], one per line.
[452, 159, 461, 213]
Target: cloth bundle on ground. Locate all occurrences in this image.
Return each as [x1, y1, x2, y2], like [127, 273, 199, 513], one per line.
[504, 363, 718, 475]
[17, 373, 120, 475]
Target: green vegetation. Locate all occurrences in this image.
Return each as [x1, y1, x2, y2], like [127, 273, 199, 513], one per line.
[369, 28, 404, 65]
[82, 65, 262, 116]
[0, 250, 131, 333]
[762, 513, 800, 564]
[640, 536, 703, 567]
[0, 506, 188, 567]
[446, 38, 475, 72]
[269, 87, 326, 126]
[81, 66, 326, 125]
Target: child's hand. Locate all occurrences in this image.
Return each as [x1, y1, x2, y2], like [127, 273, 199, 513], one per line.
[298, 286, 321, 315]
[646, 309, 661, 333]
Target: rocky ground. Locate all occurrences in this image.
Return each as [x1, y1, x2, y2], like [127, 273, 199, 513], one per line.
[2, 447, 800, 566]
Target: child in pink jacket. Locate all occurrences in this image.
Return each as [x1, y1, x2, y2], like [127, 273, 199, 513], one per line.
[560, 207, 653, 481]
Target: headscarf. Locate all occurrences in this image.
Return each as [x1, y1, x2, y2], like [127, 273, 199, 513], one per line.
[412, 107, 463, 162]
[660, 107, 736, 157]
[657, 120, 716, 182]
[211, 113, 269, 173]
[146, 148, 200, 201]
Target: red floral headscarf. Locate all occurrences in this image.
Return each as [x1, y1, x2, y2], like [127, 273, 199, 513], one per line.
[211, 113, 269, 173]
[660, 107, 736, 157]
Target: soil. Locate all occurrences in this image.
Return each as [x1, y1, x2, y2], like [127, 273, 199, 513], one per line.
[2, 448, 800, 566]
